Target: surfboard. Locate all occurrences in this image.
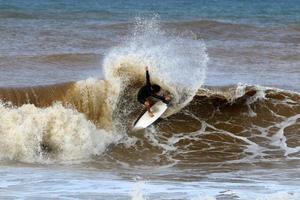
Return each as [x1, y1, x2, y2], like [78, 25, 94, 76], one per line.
[133, 101, 168, 130]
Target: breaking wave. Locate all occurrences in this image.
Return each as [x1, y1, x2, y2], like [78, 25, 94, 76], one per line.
[0, 18, 299, 167]
[0, 17, 208, 163]
[0, 82, 299, 166]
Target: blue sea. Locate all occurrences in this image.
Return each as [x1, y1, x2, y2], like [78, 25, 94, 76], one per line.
[0, 1, 300, 199]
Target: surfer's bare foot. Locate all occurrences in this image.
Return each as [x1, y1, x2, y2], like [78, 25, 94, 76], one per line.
[149, 112, 154, 117]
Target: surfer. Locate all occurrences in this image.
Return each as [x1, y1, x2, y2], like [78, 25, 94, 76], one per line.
[137, 66, 170, 117]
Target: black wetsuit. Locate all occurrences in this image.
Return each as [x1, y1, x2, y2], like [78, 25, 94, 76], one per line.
[137, 70, 167, 104]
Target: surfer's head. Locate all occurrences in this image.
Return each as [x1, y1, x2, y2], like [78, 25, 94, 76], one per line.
[151, 84, 161, 93]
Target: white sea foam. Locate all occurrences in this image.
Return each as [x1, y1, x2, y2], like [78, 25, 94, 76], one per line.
[131, 181, 147, 200]
[0, 102, 119, 163]
[257, 192, 300, 200]
[271, 114, 300, 156]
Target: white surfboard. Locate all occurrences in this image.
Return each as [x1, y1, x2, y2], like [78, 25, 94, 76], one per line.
[133, 101, 168, 130]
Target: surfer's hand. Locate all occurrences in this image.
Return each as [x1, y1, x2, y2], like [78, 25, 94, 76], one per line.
[165, 96, 171, 101]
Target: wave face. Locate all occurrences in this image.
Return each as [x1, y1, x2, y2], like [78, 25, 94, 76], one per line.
[96, 84, 299, 168]
[0, 82, 299, 166]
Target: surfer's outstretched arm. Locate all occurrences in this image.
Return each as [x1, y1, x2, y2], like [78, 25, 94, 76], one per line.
[146, 66, 151, 86]
[152, 94, 170, 104]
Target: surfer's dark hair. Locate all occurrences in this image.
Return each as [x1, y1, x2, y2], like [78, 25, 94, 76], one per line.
[151, 84, 161, 93]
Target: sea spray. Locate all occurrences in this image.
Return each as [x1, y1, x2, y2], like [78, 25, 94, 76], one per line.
[103, 16, 209, 118]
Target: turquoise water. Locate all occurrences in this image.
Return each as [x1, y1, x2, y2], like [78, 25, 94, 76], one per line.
[1, 0, 300, 24]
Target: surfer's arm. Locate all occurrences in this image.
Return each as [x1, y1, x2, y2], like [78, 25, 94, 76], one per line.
[152, 94, 170, 104]
[146, 67, 151, 86]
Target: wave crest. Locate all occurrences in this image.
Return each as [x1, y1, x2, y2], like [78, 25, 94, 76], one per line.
[104, 17, 209, 117]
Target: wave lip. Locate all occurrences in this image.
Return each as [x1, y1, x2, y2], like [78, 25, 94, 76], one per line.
[103, 16, 208, 120]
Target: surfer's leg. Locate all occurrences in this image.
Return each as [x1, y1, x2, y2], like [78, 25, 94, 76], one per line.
[145, 100, 154, 117]
[147, 97, 154, 107]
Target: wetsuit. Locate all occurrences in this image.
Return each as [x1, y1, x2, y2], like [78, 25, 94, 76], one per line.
[137, 70, 168, 104]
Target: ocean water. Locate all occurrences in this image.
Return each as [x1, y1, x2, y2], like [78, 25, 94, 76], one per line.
[0, 0, 300, 199]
